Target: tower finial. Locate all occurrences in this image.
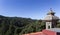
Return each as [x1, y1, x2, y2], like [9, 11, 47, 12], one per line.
[47, 8, 55, 15]
[50, 8, 53, 12]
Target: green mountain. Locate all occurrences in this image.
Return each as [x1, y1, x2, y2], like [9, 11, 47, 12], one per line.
[0, 15, 60, 35]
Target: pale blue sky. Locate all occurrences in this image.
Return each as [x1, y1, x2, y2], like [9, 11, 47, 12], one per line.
[0, 0, 60, 19]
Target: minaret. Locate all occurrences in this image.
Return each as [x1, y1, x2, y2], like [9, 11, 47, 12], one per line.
[44, 9, 59, 29]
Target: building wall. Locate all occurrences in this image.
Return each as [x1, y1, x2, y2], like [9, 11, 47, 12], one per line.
[57, 32, 60, 35]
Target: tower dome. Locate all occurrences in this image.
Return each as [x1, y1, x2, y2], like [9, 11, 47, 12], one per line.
[44, 9, 59, 21]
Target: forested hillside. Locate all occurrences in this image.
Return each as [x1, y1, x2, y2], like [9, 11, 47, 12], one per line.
[0, 15, 60, 35]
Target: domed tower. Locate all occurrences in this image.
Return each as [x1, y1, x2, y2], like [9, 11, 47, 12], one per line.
[44, 9, 59, 29]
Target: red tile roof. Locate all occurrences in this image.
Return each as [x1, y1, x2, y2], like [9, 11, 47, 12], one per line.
[23, 32, 46, 35]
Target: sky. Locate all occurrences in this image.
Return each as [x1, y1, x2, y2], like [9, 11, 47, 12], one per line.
[0, 0, 60, 19]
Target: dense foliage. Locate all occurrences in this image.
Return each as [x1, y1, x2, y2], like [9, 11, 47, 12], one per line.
[0, 15, 60, 35]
